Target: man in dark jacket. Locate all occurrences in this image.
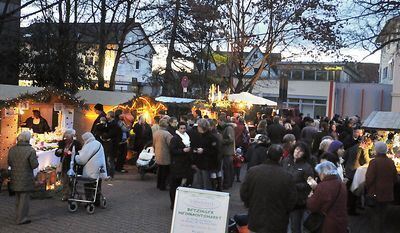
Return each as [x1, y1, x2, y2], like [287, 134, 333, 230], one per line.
[267, 116, 286, 144]
[241, 144, 297, 233]
[246, 134, 270, 170]
[312, 121, 330, 154]
[300, 120, 318, 147]
[101, 111, 122, 178]
[218, 116, 235, 189]
[133, 115, 153, 154]
[91, 103, 106, 141]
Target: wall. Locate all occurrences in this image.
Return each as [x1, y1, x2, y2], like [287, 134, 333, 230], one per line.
[334, 83, 392, 120]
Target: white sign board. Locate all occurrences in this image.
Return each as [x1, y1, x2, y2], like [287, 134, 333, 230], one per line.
[170, 187, 230, 233]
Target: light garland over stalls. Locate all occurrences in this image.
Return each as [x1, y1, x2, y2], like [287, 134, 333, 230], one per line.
[0, 87, 87, 109]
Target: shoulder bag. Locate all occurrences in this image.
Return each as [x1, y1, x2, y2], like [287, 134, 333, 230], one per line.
[303, 182, 342, 233]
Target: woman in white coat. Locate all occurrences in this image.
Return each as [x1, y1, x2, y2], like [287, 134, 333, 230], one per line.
[76, 132, 108, 203]
[76, 132, 108, 179]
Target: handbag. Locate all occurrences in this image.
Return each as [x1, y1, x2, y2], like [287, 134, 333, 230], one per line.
[303, 182, 342, 233]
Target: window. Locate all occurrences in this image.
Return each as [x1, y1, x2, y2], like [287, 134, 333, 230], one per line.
[303, 70, 315, 80]
[314, 106, 327, 118]
[302, 99, 314, 104]
[316, 71, 328, 80]
[292, 70, 303, 80]
[254, 53, 258, 59]
[288, 98, 299, 103]
[315, 99, 327, 104]
[382, 67, 388, 79]
[135, 61, 140, 70]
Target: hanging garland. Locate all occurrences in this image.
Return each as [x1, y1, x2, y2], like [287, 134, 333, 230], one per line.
[0, 87, 87, 109]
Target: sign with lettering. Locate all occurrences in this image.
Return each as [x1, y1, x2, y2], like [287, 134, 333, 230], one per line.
[170, 187, 230, 233]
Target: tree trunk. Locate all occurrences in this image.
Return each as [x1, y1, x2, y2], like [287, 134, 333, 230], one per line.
[97, 0, 107, 90]
[109, 1, 133, 91]
[164, 0, 180, 95]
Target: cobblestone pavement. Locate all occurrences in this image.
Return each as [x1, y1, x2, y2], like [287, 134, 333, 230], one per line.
[2, 165, 400, 233]
[0, 165, 246, 233]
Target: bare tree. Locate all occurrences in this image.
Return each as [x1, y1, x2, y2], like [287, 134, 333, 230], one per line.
[218, 0, 342, 93]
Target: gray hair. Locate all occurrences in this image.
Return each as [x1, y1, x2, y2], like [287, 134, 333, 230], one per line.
[159, 118, 169, 128]
[315, 161, 338, 176]
[64, 129, 76, 138]
[197, 119, 210, 131]
[18, 131, 31, 142]
[319, 138, 333, 152]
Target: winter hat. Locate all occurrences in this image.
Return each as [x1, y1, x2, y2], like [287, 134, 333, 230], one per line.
[327, 140, 343, 153]
[374, 141, 387, 155]
[82, 132, 95, 144]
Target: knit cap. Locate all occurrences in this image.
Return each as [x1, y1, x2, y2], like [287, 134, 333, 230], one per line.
[327, 140, 343, 153]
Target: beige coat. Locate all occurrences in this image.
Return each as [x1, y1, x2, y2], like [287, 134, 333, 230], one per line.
[8, 142, 39, 192]
[153, 128, 173, 165]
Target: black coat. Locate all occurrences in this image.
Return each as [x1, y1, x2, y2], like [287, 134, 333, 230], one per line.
[91, 111, 106, 140]
[241, 161, 297, 233]
[312, 130, 330, 153]
[170, 135, 193, 178]
[267, 123, 286, 144]
[55, 140, 82, 173]
[191, 131, 219, 170]
[133, 123, 152, 152]
[101, 119, 122, 154]
[25, 116, 51, 134]
[281, 157, 314, 208]
[246, 143, 269, 170]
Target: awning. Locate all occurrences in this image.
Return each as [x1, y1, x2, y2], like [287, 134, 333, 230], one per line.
[362, 111, 400, 131]
[228, 92, 277, 106]
[155, 96, 196, 104]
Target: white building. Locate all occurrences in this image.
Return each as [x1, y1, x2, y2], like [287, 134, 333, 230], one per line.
[377, 16, 400, 112]
[252, 62, 382, 119]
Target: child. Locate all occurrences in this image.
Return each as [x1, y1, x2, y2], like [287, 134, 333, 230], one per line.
[233, 148, 245, 182]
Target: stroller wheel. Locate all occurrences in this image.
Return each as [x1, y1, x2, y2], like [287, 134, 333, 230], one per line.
[99, 195, 107, 209]
[86, 204, 95, 214]
[68, 201, 78, 213]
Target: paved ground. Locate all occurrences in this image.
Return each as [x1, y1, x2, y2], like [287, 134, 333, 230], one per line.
[2, 165, 400, 233]
[0, 165, 246, 233]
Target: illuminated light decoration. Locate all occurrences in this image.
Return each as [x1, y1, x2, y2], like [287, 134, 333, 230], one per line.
[0, 87, 87, 109]
[118, 96, 167, 124]
[324, 66, 343, 71]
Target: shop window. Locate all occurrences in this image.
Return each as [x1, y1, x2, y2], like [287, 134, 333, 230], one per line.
[315, 99, 327, 104]
[303, 70, 315, 80]
[314, 105, 327, 118]
[288, 98, 299, 103]
[316, 71, 328, 80]
[292, 70, 303, 80]
[302, 99, 314, 104]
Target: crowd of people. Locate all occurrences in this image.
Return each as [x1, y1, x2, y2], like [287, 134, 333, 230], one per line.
[241, 113, 398, 233]
[6, 103, 399, 233]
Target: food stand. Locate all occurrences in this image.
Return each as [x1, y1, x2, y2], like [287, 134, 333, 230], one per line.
[0, 87, 86, 191]
[351, 111, 400, 199]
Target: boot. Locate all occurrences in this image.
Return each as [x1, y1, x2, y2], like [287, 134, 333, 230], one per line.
[211, 178, 218, 191]
[216, 177, 223, 191]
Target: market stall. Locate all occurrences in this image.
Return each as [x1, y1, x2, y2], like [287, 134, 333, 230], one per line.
[0, 87, 85, 183]
[351, 111, 400, 200]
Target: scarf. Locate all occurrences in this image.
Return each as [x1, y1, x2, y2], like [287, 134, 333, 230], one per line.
[176, 130, 191, 147]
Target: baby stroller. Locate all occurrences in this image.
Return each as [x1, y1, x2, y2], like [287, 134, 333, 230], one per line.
[67, 166, 107, 214]
[136, 146, 157, 180]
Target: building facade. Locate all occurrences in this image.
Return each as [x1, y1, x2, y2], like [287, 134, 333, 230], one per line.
[377, 16, 400, 112]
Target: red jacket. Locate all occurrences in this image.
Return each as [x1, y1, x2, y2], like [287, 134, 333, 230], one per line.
[307, 175, 348, 233]
[365, 155, 398, 202]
